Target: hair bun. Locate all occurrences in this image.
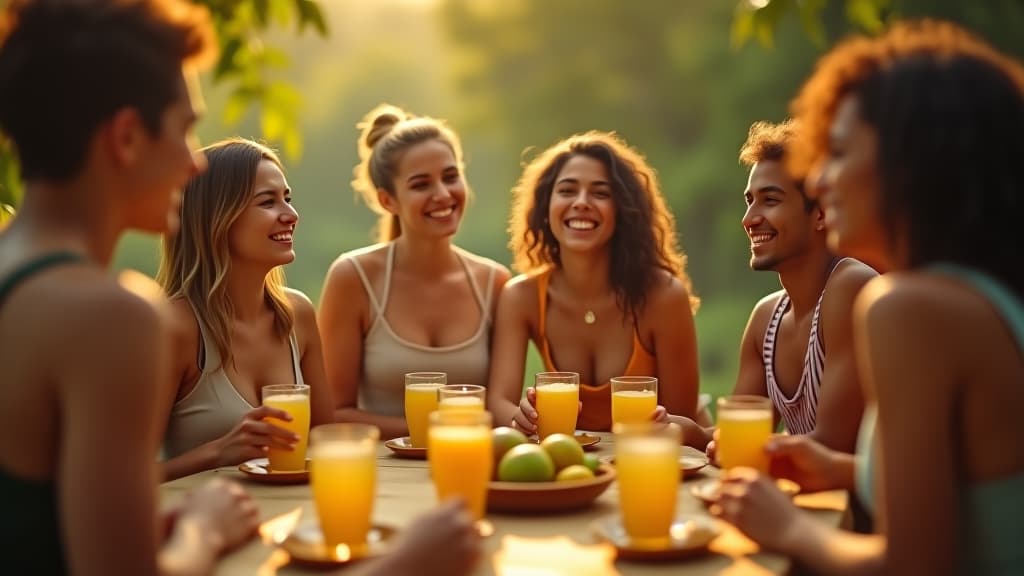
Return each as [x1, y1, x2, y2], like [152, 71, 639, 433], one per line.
[361, 104, 407, 150]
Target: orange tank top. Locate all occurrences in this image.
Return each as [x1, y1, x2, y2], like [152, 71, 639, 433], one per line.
[535, 269, 657, 431]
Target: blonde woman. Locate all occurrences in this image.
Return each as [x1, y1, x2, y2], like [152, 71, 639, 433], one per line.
[319, 104, 510, 440]
[158, 138, 334, 481]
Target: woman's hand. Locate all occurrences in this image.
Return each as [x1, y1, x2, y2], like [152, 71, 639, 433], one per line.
[510, 387, 540, 434]
[178, 478, 260, 554]
[766, 435, 847, 492]
[712, 467, 807, 554]
[212, 405, 299, 467]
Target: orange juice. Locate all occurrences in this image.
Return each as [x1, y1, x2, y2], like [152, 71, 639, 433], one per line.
[611, 390, 657, 426]
[311, 441, 376, 548]
[264, 393, 310, 471]
[429, 424, 492, 520]
[616, 435, 680, 543]
[405, 383, 442, 447]
[535, 383, 579, 439]
[438, 396, 485, 412]
[717, 409, 772, 472]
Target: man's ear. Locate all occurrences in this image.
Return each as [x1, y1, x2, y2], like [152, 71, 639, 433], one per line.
[377, 188, 397, 214]
[814, 205, 826, 231]
[104, 107, 146, 167]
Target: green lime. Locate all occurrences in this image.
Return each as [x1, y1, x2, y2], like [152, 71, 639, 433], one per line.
[582, 453, 601, 473]
[540, 433, 584, 471]
[497, 444, 555, 482]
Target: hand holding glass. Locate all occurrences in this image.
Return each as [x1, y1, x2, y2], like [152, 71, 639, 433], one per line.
[534, 372, 579, 439]
[716, 395, 773, 473]
[610, 376, 658, 426]
[262, 384, 310, 471]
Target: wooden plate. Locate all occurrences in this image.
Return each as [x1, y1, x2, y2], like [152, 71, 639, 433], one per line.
[591, 513, 720, 561]
[690, 477, 801, 506]
[238, 458, 310, 485]
[487, 464, 615, 513]
[384, 436, 427, 459]
[280, 522, 396, 568]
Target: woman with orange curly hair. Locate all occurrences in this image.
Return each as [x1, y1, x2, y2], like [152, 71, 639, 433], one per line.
[714, 21, 1024, 575]
[487, 131, 700, 434]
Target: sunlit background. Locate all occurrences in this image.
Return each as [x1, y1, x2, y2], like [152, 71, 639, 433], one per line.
[108, 0, 1024, 398]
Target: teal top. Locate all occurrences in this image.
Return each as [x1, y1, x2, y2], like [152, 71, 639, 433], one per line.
[855, 263, 1024, 575]
[0, 250, 86, 574]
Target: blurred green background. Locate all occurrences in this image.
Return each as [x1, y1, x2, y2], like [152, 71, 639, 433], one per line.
[41, 0, 1024, 401]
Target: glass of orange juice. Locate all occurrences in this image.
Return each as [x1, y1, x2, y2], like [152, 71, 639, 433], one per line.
[404, 372, 446, 448]
[309, 423, 379, 553]
[262, 384, 311, 471]
[534, 372, 579, 440]
[438, 384, 486, 412]
[610, 376, 658, 426]
[716, 395, 773, 473]
[614, 421, 682, 546]
[428, 410, 492, 521]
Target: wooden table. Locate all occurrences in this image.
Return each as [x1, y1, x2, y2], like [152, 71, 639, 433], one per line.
[161, 433, 847, 575]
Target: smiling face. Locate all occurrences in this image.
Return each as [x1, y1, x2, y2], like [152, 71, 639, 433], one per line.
[378, 138, 465, 239]
[547, 154, 617, 256]
[814, 95, 888, 268]
[227, 158, 298, 267]
[741, 160, 822, 271]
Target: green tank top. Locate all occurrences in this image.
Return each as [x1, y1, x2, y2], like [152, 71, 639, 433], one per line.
[855, 264, 1024, 575]
[0, 250, 86, 574]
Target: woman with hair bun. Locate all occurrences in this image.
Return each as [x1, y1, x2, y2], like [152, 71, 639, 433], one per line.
[318, 104, 509, 440]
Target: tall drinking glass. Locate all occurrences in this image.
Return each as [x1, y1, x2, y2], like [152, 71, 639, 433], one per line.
[404, 372, 446, 447]
[438, 384, 486, 412]
[428, 410, 493, 521]
[309, 423, 379, 552]
[716, 395, 773, 473]
[262, 384, 311, 471]
[614, 421, 682, 545]
[610, 376, 658, 426]
[534, 372, 579, 439]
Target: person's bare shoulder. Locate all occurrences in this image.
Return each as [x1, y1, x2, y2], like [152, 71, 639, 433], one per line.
[285, 288, 317, 330]
[823, 258, 878, 309]
[497, 272, 542, 320]
[646, 270, 695, 316]
[453, 246, 512, 291]
[323, 244, 389, 299]
[749, 289, 787, 331]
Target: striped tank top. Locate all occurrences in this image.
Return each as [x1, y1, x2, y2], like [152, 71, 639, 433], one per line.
[762, 258, 846, 434]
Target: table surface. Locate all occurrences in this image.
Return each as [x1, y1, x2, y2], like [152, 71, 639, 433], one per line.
[161, 432, 847, 575]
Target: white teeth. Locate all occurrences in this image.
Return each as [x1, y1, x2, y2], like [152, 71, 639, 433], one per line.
[429, 207, 454, 218]
[750, 233, 774, 244]
[270, 233, 292, 241]
[566, 219, 597, 230]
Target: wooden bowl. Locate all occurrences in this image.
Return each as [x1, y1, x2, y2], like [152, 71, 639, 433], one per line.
[487, 464, 616, 514]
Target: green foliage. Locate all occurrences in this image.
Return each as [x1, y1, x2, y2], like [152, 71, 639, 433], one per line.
[0, 137, 19, 208]
[198, 0, 327, 160]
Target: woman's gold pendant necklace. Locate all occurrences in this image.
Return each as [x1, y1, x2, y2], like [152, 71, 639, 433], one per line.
[584, 310, 597, 324]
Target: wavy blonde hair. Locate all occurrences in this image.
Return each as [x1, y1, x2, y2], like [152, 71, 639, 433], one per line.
[158, 138, 293, 368]
[351, 103, 468, 242]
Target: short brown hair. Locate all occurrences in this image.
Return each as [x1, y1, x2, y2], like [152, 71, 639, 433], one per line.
[0, 0, 216, 181]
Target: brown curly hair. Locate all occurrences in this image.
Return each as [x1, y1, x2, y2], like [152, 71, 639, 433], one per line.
[739, 119, 812, 208]
[789, 20, 1024, 296]
[509, 131, 697, 316]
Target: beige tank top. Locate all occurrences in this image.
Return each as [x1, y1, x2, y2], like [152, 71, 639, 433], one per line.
[347, 242, 495, 417]
[162, 313, 304, 458]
